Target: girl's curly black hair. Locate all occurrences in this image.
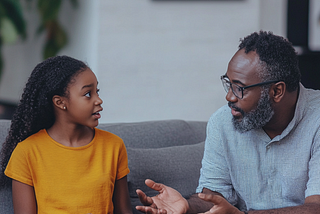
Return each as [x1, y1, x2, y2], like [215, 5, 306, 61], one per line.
[0, 55, 88, 188]
[239, 31, 301, 92]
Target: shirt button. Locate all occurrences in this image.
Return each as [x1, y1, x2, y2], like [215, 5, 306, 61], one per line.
[266, 146, 271, 149]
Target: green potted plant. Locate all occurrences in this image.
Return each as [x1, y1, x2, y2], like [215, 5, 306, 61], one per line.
[0, 0, 78, 80]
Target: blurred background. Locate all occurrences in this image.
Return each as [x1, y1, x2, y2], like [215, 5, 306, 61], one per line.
[0, 0, 319, 123]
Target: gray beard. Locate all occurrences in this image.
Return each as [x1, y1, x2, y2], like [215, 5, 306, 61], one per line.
[230, 90, 274, 133]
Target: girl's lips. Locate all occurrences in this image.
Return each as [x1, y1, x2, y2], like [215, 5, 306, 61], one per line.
[92, 112, 101, 119]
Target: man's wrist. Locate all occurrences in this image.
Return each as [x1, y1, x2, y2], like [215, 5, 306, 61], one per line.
[243, 211, 248, 214]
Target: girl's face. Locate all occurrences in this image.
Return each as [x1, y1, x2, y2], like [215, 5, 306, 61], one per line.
[64, 68, 103, 128]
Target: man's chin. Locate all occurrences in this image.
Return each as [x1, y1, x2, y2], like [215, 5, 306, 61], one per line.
[232, 121, 248, 133]
[232, 114, 243, 121]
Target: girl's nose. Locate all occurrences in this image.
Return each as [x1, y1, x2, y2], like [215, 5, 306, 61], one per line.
[95, 96, 103, 105]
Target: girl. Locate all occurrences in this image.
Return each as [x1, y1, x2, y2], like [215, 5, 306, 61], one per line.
[0, 56, 132, 214]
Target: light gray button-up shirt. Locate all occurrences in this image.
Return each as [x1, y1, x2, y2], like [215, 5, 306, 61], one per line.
[196, 84, 320, 211]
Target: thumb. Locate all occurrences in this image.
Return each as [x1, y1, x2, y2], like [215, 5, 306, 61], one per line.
[145, 179, 165, 192]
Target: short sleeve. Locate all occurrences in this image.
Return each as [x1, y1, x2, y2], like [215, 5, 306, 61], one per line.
[4, 143, 33, 186]
[305, 130, 320, 197]
[196, 111, 238, 205]
[116, 141, 130, 180]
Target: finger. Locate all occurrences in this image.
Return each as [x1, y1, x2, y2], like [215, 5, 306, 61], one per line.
[198, 193, 224, 205]
[145, 179, 165, 192]
[158, 208, 168, 214]
[136, 206, 159, 214]
[136, 189, 154, 206]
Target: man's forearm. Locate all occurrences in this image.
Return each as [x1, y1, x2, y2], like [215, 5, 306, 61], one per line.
[187, 193, 214, 214]
[186, 190, 225, 214]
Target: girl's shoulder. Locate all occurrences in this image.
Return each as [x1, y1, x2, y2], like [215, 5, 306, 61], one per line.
[94, 128, 122, 140]
[12, 129, 50, 156]
[19, 129, 48, 145]
[94, 128, 125, 147]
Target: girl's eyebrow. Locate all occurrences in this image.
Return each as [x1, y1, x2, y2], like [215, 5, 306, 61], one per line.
[81, 82, 98, 90]
[81, 83, 94, 90]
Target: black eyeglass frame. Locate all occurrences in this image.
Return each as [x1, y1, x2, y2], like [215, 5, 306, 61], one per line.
[220, 75, 282, 99]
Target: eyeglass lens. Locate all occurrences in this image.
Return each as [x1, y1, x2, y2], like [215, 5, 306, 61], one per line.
[221, 78, 243, 99]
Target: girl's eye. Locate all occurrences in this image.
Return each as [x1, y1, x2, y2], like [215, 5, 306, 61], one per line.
[85, 92, 91, 97]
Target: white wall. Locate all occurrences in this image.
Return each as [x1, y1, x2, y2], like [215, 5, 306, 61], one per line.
[0, 0, 287, 123]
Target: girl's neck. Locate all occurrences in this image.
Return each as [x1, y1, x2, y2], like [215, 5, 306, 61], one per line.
[47, 123, 95, 147]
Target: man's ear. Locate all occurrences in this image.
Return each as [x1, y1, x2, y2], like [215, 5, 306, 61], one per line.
[270, 81, 286, 103]
[52, 95, 66, 110]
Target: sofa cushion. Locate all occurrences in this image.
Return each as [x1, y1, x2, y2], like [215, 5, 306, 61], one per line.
[127, 141, 205, 208]
[0, 120, 10, 144]
[0, 187, 13, 213]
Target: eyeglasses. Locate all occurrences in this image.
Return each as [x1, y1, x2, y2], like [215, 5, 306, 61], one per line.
[221, 75, 281, 99]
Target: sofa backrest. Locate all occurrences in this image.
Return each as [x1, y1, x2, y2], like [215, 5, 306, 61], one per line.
[0, 119, 207, 150]
[97, 120, 207, 148]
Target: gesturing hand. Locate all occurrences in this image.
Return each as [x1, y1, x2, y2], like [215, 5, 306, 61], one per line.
[136, 179, 189, 214]
[198, 193, 243, 214]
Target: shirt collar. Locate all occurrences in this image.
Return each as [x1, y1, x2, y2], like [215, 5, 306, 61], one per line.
[273, 83, 307, 141]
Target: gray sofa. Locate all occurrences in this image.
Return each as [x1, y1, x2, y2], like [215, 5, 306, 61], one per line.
[0, 119, 207, 213]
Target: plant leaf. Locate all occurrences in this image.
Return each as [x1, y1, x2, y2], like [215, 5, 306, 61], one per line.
[69, 0, 79, 8]
[43, 21, 67, 59]
[0, 17, 18, 44]
[37, 0, 62, 22]
[0, 39, 3, 81]
[1, 0, 26, 39]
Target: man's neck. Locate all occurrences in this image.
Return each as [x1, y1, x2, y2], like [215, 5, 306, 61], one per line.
[263, 89, 299, 139]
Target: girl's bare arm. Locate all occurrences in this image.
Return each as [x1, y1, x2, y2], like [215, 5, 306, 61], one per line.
[113, 176, 133, 214]
[12, 179, 37, 214]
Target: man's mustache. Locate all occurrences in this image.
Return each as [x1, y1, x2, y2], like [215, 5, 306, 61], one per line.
[228, 102, 245, 116]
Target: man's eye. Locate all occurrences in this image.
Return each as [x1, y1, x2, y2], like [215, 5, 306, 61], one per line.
[85, 92, 91, 97]
[97, 89, 100, 95]
[236, 86, 242, 92]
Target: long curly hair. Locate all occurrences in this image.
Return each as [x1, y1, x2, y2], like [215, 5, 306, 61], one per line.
[239, 31, 301, 92]
[0, 55, 88, 188]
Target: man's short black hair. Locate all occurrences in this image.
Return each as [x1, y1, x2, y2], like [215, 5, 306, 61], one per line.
[239, 31, 301, 92]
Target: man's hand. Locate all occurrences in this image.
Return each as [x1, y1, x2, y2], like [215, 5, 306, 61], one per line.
[198, 193, 242, 214]
[136, 179, 189, 214]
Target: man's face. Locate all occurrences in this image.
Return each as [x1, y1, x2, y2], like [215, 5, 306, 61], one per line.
[230, 88, 274, 132]
[225, 49, 274, 132]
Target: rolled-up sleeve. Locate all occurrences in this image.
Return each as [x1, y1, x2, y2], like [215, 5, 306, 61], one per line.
[196, 112, 238, 205]
[305, 129, 320, 198]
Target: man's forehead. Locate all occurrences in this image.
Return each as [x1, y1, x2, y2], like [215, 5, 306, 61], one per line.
[226, 49, 261, 83]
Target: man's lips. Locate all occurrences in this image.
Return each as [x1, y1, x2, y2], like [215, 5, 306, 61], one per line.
[228, 102, 243, 118]
[231, 108, 242, 117]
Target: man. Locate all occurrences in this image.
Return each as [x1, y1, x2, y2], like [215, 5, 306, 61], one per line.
[135, 31, 320, 214]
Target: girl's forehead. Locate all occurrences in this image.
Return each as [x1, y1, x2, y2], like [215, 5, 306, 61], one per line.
[69, 68, 98, 88]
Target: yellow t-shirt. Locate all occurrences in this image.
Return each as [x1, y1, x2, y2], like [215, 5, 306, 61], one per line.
[5, 128, 130, 214]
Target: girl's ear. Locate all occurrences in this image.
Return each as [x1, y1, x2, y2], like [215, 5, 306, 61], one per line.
[270, 81, 286, 103]
[52, 95, 66, 110]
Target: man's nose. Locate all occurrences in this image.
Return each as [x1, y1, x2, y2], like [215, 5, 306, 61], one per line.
[225, 87, 237, 103]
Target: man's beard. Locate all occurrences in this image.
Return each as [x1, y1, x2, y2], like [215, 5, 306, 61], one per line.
[229, 89, 274, 133]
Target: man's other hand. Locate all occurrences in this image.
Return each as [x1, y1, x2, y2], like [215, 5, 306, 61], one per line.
[198, 193, 242, 214]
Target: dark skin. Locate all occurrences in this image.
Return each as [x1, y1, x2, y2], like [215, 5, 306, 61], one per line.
[136, 49, 320, 214]
[225, 49, 298, 139]
[12, 69, 132, 214]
